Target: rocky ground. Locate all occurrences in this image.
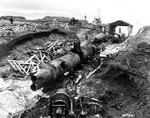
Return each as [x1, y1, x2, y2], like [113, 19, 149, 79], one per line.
[0, 23, 150, 118]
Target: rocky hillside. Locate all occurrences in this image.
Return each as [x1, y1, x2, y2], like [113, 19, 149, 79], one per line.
[38, 16, 70, 22]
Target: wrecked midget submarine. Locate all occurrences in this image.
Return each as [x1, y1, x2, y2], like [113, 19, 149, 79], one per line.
[30, 42, 97, 91]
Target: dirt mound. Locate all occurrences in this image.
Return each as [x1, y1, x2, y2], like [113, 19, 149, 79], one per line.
[114, 26, 150, 76]
[120, 26, 150, 51]
[97, 26, 150, 117]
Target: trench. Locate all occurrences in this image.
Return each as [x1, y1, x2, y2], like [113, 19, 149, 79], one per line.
[0, 28, 77, 60]
[2, 27, 149, 118]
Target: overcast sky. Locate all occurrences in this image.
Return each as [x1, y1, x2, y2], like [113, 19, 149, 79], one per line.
[0, 0, 149, 29]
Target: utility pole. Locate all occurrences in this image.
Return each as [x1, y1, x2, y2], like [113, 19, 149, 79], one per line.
[98, 9, 100, 18]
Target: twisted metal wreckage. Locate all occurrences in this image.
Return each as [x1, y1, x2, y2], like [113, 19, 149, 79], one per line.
[4, 28, 105, 118]
[29, 42, 103, 118]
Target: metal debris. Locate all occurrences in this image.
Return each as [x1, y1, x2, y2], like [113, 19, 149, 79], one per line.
[8, 53, 50, 75]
